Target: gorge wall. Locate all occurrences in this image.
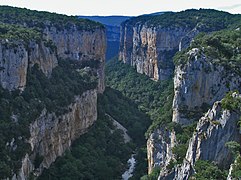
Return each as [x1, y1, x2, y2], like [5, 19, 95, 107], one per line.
[119, 9, 240, 81]
[119, 23, 192, 81]
[147, 30, 241, 179]
[12, 90, 97, 179]
[140, 11, 241, 179]
[0, 6, 106, 179]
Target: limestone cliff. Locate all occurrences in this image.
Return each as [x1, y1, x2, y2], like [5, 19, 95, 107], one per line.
[0, 40, 57, 91]
[43, 27, 106, 92]
[0, 6, 106, 180]
[0, 6, 106, 93]
[12, 90, 97, 179]
[119, 24, 192, 80]
[147, 128, 176, 174]
[173, 49, 241, 125]
[147, 27, 241, 177]
[165, 95, 241, 179]
[119, 9, 240, 81]
[0, 27, 106, 92]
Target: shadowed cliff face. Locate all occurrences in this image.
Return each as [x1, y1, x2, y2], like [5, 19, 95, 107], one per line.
[165, 98, 241, 180]
[173, 51, 241, 125]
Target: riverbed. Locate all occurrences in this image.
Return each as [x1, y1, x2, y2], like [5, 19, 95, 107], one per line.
[122, 154, 136, 180]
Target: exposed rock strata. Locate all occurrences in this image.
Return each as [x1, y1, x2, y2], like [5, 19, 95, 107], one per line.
[147, 128, 176, 174]
[0, 40, 58, 91]
[0, 26, 106, 92]
[173, 50, 241, 125]
[12, 90, 97, 179]
[119, 24, 193, 81]
[169, 99, 241, 179]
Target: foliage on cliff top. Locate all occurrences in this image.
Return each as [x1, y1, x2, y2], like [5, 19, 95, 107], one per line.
[0, 6, 104, 31]
[0, 23, 41, 43]
[0, 59, 98, 178]
[221, 91, 241, 112]
[125, 9, 241, 30]
[174, 28, 241, 70]
[106, 58, 174, 135]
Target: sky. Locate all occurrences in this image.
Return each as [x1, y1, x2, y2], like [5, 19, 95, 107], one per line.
[0, 0, 241, 16]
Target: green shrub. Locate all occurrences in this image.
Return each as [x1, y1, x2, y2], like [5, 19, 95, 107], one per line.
[193, 160, 227, 179]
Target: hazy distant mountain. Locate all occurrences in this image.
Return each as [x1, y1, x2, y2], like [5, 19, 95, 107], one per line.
[78, 16, 131, 26]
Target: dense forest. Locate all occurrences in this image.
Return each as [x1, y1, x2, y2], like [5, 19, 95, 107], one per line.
[126, 9, 241, 30]
[0, 6, 103, 30]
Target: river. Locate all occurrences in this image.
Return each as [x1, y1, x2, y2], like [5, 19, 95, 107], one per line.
[122, 154, 136, 180]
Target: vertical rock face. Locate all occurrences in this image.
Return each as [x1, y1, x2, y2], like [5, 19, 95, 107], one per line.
[44, 27, 105, 62]
[44, 27, 106, 93]
[0, 26, 106, 93]
[0, 41, 28, 90]
[28, 41, 58, 76]
[171, 99, 241, 180]
[119, 9, 239, 81]
[172, 51, 241, 125]
[147, 128, 176, 174]
[119, 23, 192, 81]
[0, 40, 58, 91]
[12, 90, 97, 179]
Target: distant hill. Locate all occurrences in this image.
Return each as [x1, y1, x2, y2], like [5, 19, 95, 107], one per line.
[78, 16, 131, 26]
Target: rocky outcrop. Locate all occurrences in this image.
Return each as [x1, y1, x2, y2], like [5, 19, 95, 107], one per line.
[147, 128, 176, 174]
[172, 49, 241, 125]
[12, 89, 97, 179]
[0, 25, 106, 93]
[169, 97, 241, 179]
[43, 26, 106, 92]
[0, 40, 57, 91]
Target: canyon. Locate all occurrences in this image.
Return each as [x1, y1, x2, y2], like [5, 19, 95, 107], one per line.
[1, 6, 241, 180]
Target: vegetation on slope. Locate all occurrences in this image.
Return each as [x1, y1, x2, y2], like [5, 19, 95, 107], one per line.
[39, 99, 133, 180]
[221, 91, 241, 111]
[174, 28, 241, 74]
[106, 58, 174, 135]
[0, 23, 41, 43]
[192, 160, 228, 179]
[106, 58, 175, 178]
[39, 86, 153, 179]
[0, 6, 103, 30]
[125, 9, 241, 30]
[0, 59, 98, 178]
